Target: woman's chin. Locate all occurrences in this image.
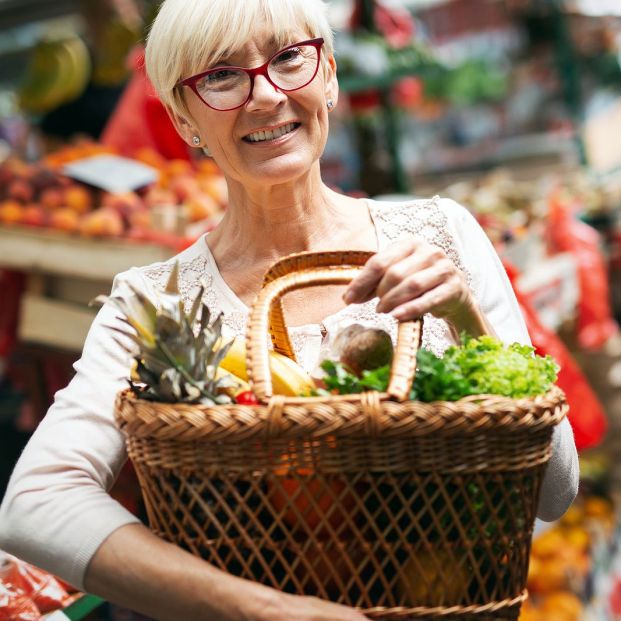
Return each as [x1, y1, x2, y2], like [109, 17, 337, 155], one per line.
[248, 155, 314, 185]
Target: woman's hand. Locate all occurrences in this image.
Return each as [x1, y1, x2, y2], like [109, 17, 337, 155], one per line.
[343, 237, 495, 338]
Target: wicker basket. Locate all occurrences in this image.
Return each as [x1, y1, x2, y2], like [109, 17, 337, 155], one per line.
[114, 251, 568, 620]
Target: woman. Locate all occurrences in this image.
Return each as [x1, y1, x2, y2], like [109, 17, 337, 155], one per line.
[0, 0, 578, 619]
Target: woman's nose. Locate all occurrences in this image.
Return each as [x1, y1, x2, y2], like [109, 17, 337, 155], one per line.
[245, 74, 287, 111]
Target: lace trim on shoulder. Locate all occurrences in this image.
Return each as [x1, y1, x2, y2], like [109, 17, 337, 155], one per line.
[370, 195, 471, 286]
[140, 255, 248, 338]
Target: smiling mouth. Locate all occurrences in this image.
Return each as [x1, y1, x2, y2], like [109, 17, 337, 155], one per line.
[243, 122, 301, 143]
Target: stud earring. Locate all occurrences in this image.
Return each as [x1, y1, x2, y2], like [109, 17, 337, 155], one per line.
[327, 99, 334, 111]
[192, 135, 201, 146]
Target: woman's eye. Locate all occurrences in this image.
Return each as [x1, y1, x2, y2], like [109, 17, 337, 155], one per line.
[206, 69, 236, 83]
[274, 48, 302, 64]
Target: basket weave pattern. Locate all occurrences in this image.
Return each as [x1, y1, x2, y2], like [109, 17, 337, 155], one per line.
[114, 251, 567, 620]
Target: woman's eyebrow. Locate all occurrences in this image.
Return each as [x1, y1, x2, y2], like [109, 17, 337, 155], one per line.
[213, 38, 285, 67]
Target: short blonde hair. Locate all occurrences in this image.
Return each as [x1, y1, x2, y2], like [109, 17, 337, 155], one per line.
[146, 0, 334, 120]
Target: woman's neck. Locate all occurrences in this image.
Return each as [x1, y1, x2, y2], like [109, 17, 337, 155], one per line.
[207, 167, 362, 269]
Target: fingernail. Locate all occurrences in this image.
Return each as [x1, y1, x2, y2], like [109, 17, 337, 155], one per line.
[391, 309, 405, 320]
[343, 290, 354, 304]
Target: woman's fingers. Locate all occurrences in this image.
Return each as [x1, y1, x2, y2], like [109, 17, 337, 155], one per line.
[374, 252, 436, 300]
[343, 237, 470, 323]
[390, 278, 471, 321]
[343, 238, 419, 304]
[375, 265, 447, 314]
[389, 284, 452, 321]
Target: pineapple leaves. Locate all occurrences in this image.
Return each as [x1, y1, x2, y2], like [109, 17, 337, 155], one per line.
[97, 261, 234, 405]
[186, 284, 205, 328]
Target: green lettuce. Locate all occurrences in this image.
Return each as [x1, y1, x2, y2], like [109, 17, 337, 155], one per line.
[316, 334, 558, 401]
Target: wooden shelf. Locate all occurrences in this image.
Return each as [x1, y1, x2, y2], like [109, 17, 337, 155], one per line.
[0, 226, 174, 281]
[0, 226, 176, 352]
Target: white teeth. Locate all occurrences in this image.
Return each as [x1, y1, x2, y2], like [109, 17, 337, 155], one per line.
[246, 122, 296, 142]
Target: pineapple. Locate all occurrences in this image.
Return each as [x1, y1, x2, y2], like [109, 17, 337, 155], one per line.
[93, 262, 237, 405]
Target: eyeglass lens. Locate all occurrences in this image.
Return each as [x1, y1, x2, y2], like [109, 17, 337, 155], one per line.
[195, 44, 320, 110]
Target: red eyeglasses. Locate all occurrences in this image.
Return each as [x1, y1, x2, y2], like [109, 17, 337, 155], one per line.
[176, 38, 324, 111]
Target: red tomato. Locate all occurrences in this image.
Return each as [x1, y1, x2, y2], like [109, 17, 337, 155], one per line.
[235, 391, 259, 405]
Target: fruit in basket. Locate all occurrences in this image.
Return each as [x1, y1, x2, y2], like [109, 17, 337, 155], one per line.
[93, 262, 239, 405]
[331, 324, 393, 377]
[268, 470, 356, 535]
[399, 548, 469, 607]
[234, 390, 258, 405]
[219, 338, 315, 397]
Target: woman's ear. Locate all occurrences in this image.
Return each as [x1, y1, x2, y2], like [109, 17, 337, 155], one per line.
[325, 55, 339, 111]
[165, 106, 199, 147]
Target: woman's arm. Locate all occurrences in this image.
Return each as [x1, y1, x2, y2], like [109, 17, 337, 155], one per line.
[86, 524, 369, 621]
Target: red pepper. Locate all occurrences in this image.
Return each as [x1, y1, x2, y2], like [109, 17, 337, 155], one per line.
[235, 391, 259, 405]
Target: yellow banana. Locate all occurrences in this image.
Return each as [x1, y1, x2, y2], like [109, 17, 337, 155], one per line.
[220, 337, 315, 397]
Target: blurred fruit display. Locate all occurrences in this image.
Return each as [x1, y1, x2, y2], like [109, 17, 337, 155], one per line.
[0, 140, 228, 247]
[519, 454, 618, 620]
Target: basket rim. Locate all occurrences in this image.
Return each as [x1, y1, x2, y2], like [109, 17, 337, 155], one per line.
[114, 385, 567, 442]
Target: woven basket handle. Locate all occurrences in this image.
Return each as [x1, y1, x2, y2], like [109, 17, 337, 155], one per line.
[246, 250, 422, 404]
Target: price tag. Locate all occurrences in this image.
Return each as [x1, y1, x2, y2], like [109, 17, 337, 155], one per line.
[63, 154, 158, 192]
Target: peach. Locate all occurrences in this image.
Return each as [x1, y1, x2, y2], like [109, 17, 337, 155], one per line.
[7, 179, 34, 203]
[79, 207, 124, 238]
[40, 187, 64, 210]
[0, 200, 23, 225]
[199, 175, 228, 206]
[20, 204, 47, 227]
[133, 147, 166, 170]
[49, 208, 80, 233]
[101, 191, 144, 216]
[31, 167, 60, 193]
[63, 185, 93, 214]
[129, 209, 152, 231]
[196, 158, 221, 176]
[169, 174, 201, 203]
[143, 186, 177, 209]
[166, 159, 193, 178]
[185, 193, 218, 222]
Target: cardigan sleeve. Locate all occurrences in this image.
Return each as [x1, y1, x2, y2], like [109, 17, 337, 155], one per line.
[0, 272, 144, 590]
[440, 197, 579, 522]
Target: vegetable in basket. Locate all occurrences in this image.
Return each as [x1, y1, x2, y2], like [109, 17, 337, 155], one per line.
[317, 329, 558, 400]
